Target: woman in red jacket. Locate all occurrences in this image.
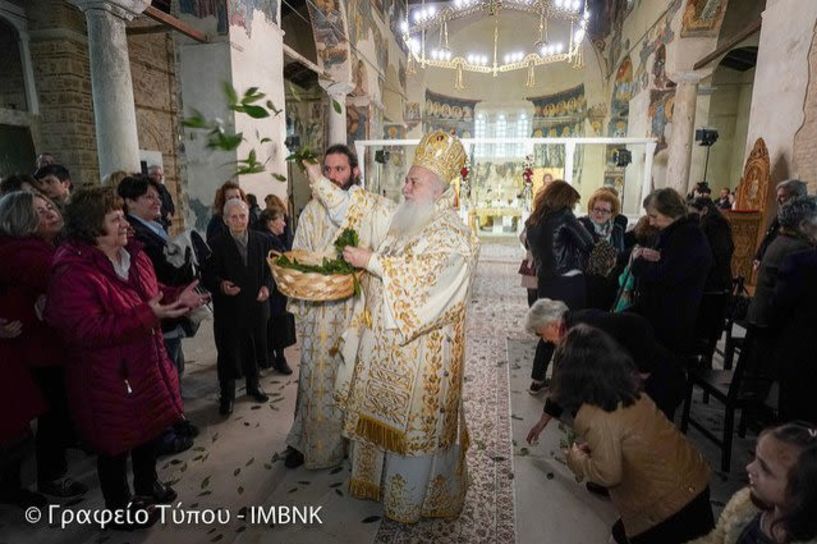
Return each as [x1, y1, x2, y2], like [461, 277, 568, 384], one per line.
[45, 187, 207, 529]
[0, 190, 89, 501]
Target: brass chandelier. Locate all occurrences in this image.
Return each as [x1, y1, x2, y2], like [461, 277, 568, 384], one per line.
[402, 0, 590, 89]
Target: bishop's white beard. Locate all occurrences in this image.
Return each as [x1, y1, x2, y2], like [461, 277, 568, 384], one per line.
[387, 198, 436, 239]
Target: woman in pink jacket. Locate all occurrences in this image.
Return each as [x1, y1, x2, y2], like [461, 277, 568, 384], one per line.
[45, 187, 206, 530]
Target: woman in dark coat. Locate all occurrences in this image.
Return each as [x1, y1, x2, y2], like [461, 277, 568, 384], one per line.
[688, 197, 734, 358]
[769, 246, 817, 424]
[525, 180, 594, 393]
[45, 187, 207, 528]
[0, 191, 87, 501]
[630, 189, 712, 356]
[202, 198, 274, 416]
[578, 187, 627, 310]
[257, 206, 296, 375]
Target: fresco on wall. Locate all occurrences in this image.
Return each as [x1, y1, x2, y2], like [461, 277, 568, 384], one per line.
[372, 0, 385, 19]
[609, 56, 633, 137]
[652, 44, 676, 91]
[633, 0, 683, 92]
[352, 58, 368, 96]
[307, 0, 348, 70]
[347, 103, 368, 145]
[179, 0, 229, 34]
[423, 90, 479, 138]
[404, 101, 421, 129]
[347, 0, 374, 46]
[681, 0, 730, 37]
[528, 85, 586, 167]
[228, 0, 278, 34]
[373, 26, 388, 74]
[398, 61, 406, 90]
[389, 0, 408, 54]
[648, 89, 675, 154]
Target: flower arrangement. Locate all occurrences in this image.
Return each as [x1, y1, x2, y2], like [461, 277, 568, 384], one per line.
[522, 155, 534, 186]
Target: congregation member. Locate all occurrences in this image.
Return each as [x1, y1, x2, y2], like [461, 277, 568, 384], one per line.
[688, 196, 735, 359]
[284, 143, 394, 470]
[524, 179, 594, 394]
[32, 164, 73, 207]
[550, 325, 714, 544]
[690, 422, 817, 544]
[579, 187, 627, 310]
[118, 175, 199, 453]
[523, 298, 686, 442]
[206, 180, 246, 243]
[262, 194, 294, 249]
[754, 179, 808, 269]
[768, 244, 817, 425]
[0, 174, 37, 195]
[45, 187, 207, 529]
[0, 191, 86, 501]
[35, 152, 57, 170]
[748, 197, 817, 328]
[630, 188, 712, 356]
[202, 198, 274, 416]
[257, 206, 295, 375]
[146, 165, 176, 230]
[245, 193, 262, 225]
[305, 130, 479, 523]
[716, 187, 734, 210]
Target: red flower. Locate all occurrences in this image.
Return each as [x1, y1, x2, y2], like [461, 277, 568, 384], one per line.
[460, 166, 470, 178]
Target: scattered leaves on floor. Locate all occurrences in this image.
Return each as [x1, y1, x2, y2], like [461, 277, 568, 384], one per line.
[329, 482, 343, 488]
[201, 476, 211, 489]
[335, 488, 344, 496]
[546, 472, 554, 480]
[234, 468, 241, 476]
[237, 486, 244, 495]
[198, 490, 213, 497]
[288, 487, 298, 494]
[362, 515, 381, 524]
[246, 457, 255, 466]
[330, 466, 343, 474]
[511, 414, 524, 421]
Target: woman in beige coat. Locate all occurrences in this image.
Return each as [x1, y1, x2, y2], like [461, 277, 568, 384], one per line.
[554, 325, 714, 543]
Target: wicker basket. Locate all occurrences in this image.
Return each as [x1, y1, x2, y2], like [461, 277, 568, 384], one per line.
[267, 249, 359, 301]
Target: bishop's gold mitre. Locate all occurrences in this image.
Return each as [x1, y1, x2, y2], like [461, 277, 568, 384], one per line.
[412, 130, 467, 185]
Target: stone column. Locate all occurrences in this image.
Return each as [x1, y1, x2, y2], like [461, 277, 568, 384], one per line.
[665, 74, 700, 194]
[320, 80, 354, 146]
[70, 0, 149, 180]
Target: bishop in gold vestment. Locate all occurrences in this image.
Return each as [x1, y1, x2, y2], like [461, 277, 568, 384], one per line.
[305, 131, 479, 523]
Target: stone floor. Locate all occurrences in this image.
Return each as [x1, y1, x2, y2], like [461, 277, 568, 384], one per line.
[0, 240, 754, 544]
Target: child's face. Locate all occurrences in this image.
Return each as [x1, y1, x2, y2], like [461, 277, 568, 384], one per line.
[747, 434, 800, 508]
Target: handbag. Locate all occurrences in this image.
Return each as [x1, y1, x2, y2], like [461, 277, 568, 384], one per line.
[519, 253, 538, 289]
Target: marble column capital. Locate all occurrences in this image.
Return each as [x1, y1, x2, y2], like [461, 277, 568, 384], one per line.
[670, 71, 703, 85]
[69, 0, 150, 21]
[319, 79, 355, 99]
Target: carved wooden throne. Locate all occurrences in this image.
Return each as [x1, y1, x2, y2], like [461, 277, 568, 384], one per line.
[725, 138, 771, 284]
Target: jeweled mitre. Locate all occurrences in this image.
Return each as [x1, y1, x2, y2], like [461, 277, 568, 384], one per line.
[412, 130, 467, 185]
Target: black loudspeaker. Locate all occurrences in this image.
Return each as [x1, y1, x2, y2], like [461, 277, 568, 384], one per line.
[374, 150, 390, 164]
[695, 128, 719, 147]
[612, 148, 632, 167]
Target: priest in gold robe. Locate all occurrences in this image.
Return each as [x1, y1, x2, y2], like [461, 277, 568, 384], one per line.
[303, 131, 479, 523]
[285, 144, 393, 470]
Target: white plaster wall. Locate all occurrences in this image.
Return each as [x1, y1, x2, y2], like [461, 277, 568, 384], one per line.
[230, 15, 288, 204]
[746, 0, 817, 195]
[177, 41, 237, 229]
